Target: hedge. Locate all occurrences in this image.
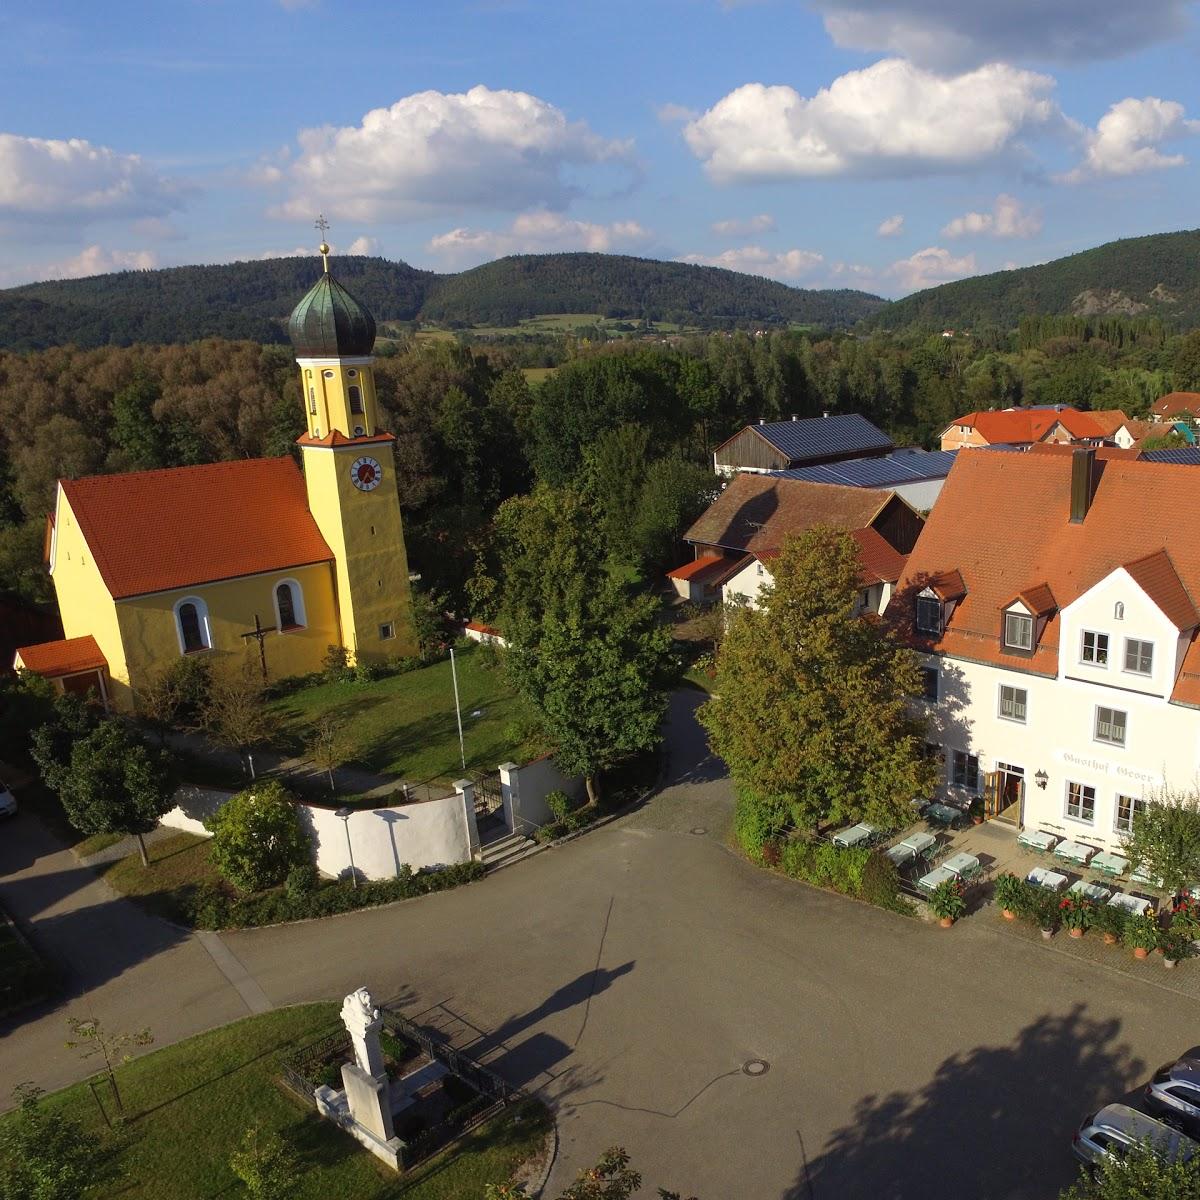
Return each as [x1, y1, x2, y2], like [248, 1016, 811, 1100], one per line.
[771, 837, 913, 915]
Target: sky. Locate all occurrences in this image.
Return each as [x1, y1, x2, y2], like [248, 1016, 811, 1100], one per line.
[2, 0, 1199, 297]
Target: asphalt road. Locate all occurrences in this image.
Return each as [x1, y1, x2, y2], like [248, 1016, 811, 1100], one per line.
[3, 690, 1196, 1198]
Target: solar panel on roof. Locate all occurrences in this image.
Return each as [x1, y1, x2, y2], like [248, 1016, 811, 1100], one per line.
[753, 413, 893, 463]
[767, 448, 957, 488]
[1141, 448, 1200, 465]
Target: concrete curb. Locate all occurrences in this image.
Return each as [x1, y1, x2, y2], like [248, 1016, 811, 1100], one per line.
[524, 1115, 559, 1198]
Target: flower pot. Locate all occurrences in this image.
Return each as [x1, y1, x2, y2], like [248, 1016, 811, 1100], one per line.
[939, 916, 955, 928]
[972, 816, 983, 826]
[1103, 932, 1118, 946]
[1069, 927, 1084, 939]
[1133, 947, 1149, 959]
[1002, 909, 1016, 921]
[1165, 958, 1178, 969]
[1041, 927, 1054, 940]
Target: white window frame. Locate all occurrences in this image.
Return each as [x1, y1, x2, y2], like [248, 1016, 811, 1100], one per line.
[379, 622, 395, 640]
[1123, 638, 1153, 676]
[1081, 629, 1109, 667]
[1065, 780, 1096, 825]
[1003, 610, 1033, 651]
[272, 577, 307, 632]
[1114, 793, 1146, 835]
[1094, 705, 1127, 747]
[173, 595, 212, 655]
[997, 683, 1027, 724]
[951, 749, 979, 792]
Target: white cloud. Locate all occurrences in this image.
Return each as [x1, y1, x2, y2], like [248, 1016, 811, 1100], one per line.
[657, 102, 698, 123]
[877, 214, 904, 236]
[1061, 96, 1200, 181]
[885, 245, 976, 292]
[684, 60, 1059, 182]
[275, 86, 634, 223]
[347, 235, 379, 255]
[0, 133, 184, 223]
[427, 210, 653, 266]
[131, 217, 185, 241]
[810, 0, 1189, 69]
[712, 213, 776, 236]
[677, 245, 824, 281]
[19, 245, 159, 283]
[942, 193, 1042, 238]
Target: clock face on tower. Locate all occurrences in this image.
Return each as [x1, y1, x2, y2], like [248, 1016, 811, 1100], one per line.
[350, 456, 382, 492]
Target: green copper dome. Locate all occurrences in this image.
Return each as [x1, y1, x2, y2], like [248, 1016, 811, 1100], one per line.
[287, 273, 376, 358]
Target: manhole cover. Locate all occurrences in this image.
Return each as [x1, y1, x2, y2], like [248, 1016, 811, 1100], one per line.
[742, 1059, 770, 1077]
[689, 827, 708, 836]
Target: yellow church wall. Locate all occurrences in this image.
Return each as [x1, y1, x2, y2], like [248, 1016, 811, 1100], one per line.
[49, 489, 131, 703]
[301, 442, 416, 663]
[112, 560, 341, 708]
[299, 359, 380, 441]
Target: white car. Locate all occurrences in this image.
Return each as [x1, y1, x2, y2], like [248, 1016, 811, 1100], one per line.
[0, 781, 17, 818]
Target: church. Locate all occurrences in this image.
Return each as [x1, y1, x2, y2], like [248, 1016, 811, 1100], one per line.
[13, 241, 417, 711]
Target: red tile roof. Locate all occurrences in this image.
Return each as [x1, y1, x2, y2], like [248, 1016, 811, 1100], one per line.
[1028, 443, 1141, 461]
[948, 407, 1124, 445]
[890, 452, 1200, 701]
[667, 553, 750, 587]
[684, 473, 900, 557]
[1153, 392, 1200, 419]
[1012, 584, 1057, 616]
[15, 635, 106, 678]
[296, 431, 397, 449]
[850, 528, 907, 584]
[61, 458, 333, 599]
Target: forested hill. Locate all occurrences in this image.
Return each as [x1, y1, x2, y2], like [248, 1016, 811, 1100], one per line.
[0, 252, 886, 350]
[874, 229, 1200, 331]
[416, 253, 886, 327]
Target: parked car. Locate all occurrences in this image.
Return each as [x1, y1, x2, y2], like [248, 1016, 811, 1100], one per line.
[0, 781, 16, 818]
[1147, 1059, 1200, 1133]
[1073, 1103, 1200, 1171]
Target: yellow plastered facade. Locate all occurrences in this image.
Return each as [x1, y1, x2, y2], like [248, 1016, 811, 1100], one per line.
[299, 358, 380, 442]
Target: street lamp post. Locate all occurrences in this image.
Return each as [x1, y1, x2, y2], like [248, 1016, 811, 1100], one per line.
[335, 806, 357, 889]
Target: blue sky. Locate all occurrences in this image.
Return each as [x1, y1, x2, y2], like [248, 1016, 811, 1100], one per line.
[2, 0, 1199, 296]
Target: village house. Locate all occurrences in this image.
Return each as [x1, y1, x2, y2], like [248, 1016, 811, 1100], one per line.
[891, 448, 1200, 852]
[668, 472, 923, 613]
[938, 406, 1130, 452]
[712, 413, 893, 477]
[1152, 391, 1200, 425]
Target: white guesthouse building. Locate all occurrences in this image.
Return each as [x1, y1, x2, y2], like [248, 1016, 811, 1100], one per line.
[892, 447, 1200, 853]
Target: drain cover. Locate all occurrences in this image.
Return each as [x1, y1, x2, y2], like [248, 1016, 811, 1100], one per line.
[742, 1059, 770, 1077]
[690, 827, 708, 836]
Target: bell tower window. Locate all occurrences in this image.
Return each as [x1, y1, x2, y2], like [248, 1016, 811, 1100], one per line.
[349, 385, 364, 414]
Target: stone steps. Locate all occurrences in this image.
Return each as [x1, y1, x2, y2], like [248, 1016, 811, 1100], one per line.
[479, 831, 540, 872]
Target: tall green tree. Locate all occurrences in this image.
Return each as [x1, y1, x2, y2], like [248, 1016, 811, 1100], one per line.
[1122, 785, 1200, 893]
[109, 371, 166, 471]
[700, 527, 936, 842]
[495, 488, 677, 804]
[1061, 1139, 1200, 1199]
[0, 1084, 109, 1200]
[205, 780, 310, 893]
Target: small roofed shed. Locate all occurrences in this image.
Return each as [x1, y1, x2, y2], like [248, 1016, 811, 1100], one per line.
[713, 413, 893, 475]
[14, 635, 110, 704]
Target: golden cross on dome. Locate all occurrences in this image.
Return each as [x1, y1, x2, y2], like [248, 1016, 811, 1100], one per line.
[315, 214, 331, 273]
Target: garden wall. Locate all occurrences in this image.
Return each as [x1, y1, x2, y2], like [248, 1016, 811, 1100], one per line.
[500, 755, 585, 831]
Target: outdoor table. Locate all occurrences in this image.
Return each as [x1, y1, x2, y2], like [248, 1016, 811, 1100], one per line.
[1017, 829, 1058, 853]
[942, 851, 981, 879]
[885, 842, 917, 868]
[899, 830, 937, 857]
[1069, 879, 1112, 903]
[917, 865, 956, 895]
[925, 803, 962, 827]
[1131, 863, 1165, 889]
[1108, 892, 1152, 916]
[832, 822, 876, 849]
[1091, 851, 1129, 878]
[1054, 840, 1096, 866]
[1027, 866, 1069, 892]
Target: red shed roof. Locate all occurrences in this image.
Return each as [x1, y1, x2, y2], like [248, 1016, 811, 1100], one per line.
[15, 635, 107, 678]
[61, 458, 333, 599]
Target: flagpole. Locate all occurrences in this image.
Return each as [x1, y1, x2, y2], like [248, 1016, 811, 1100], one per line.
[450, 647, 467, 771]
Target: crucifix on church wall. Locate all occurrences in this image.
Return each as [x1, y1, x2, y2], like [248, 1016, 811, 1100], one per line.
[240, 613, 277, 681]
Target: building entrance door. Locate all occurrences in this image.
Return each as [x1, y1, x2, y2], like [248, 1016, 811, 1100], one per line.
[992, 763, 1025, 826]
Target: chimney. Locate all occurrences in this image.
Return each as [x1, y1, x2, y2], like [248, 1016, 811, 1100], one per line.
[759, 417, 766, 425]
[1070, 448, 1097, 524]
[822, 411, 830, 419]
[791, 414, 798, 421]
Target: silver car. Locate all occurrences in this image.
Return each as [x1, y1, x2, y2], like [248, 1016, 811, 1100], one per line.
[0, 781, 15, 818]
[1072, 1103, 1200, 1170]
[1147, 1059, 1200, 1133]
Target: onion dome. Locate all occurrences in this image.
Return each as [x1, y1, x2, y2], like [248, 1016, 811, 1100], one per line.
[287, 271, 376, 358]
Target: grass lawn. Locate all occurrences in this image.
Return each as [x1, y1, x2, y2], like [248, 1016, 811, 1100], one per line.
[520, 366, 558, 384]
[270, 646, 540, 784]
[23, 1004, 550, 1200]
[97, 832, 216, 923]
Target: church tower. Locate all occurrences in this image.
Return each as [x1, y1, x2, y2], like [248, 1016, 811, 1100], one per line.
[288, 232, 416, 662]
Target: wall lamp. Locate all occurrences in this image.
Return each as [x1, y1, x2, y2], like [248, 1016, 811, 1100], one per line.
[1034, 769, 1049, 790]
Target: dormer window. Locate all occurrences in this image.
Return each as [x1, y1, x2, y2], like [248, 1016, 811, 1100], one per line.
[916, 595, 943, 635]
[1003, 610, 1033, 651]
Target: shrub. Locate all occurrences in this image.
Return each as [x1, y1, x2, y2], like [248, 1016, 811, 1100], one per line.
[1027, 889, 1060, 931]
[860, 851, 912, 914]
[1161, 926, 1192, 962]
[546, 790, 571, 824]
[534, 822, 565, 844]
[1090, 903, 1127, 942]
[285, 864, 317, 901]
[733, 790, 788, 862]
[1124, 910, 1161, 952]
[205, 781, 310, 894]
[230, 1126, 300, 1200]
[321, 645, 352, 683]
[353, 661, 381, 685]
[928, 877, 967, 921]
[993, 873, 1030, 915]
[779, 838, 815, 880]
[1058, 895, 1094, 932]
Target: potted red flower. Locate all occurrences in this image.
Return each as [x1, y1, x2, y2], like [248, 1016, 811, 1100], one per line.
[929, 877, 967, 927]
[1059, 895, 1093, 939]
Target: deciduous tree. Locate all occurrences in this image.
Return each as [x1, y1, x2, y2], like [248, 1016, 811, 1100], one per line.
[1061, 1138, 1200, 1199]
[701, 527, 936, 842]
[199, 664, 280, 779]
[1122, 785, 1200, 894]
[0, 1083, 109, 1200]
[205, 780, 310, 893]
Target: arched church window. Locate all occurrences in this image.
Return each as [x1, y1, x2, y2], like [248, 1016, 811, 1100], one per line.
[348, 385, 364, 414]
[174, 597, 211, 654]
[274, 579, 306, 631]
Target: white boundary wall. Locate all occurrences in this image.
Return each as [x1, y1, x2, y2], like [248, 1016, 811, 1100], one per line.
[500, 756, 585, 832]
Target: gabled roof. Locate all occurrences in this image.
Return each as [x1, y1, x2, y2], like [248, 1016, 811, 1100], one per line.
[61, 458, 334, 600]
[946, 406, 1122, 445]
[850, 528, 907, 584]
[1009, 584, 1057, 617]
[684, 473, 898, 556]
[1153, 392, 1200, 419]
[890, 452, 1200, 698]
[667, 553, 750, 588]
[768, 448, 957, 489]
[926, 570, 967, 602]
[715, 413, 893, 466]
[14, 635, 106, 678]
[1027, 443, 1141, 462]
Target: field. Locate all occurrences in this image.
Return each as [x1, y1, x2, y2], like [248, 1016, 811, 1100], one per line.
[13, 1003, 549, 1200]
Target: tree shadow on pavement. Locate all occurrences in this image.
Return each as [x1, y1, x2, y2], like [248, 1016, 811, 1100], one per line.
[790, 1004, 1146, 1200]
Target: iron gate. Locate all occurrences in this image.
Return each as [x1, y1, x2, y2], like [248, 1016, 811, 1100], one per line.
[473, 769, 503, 822]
